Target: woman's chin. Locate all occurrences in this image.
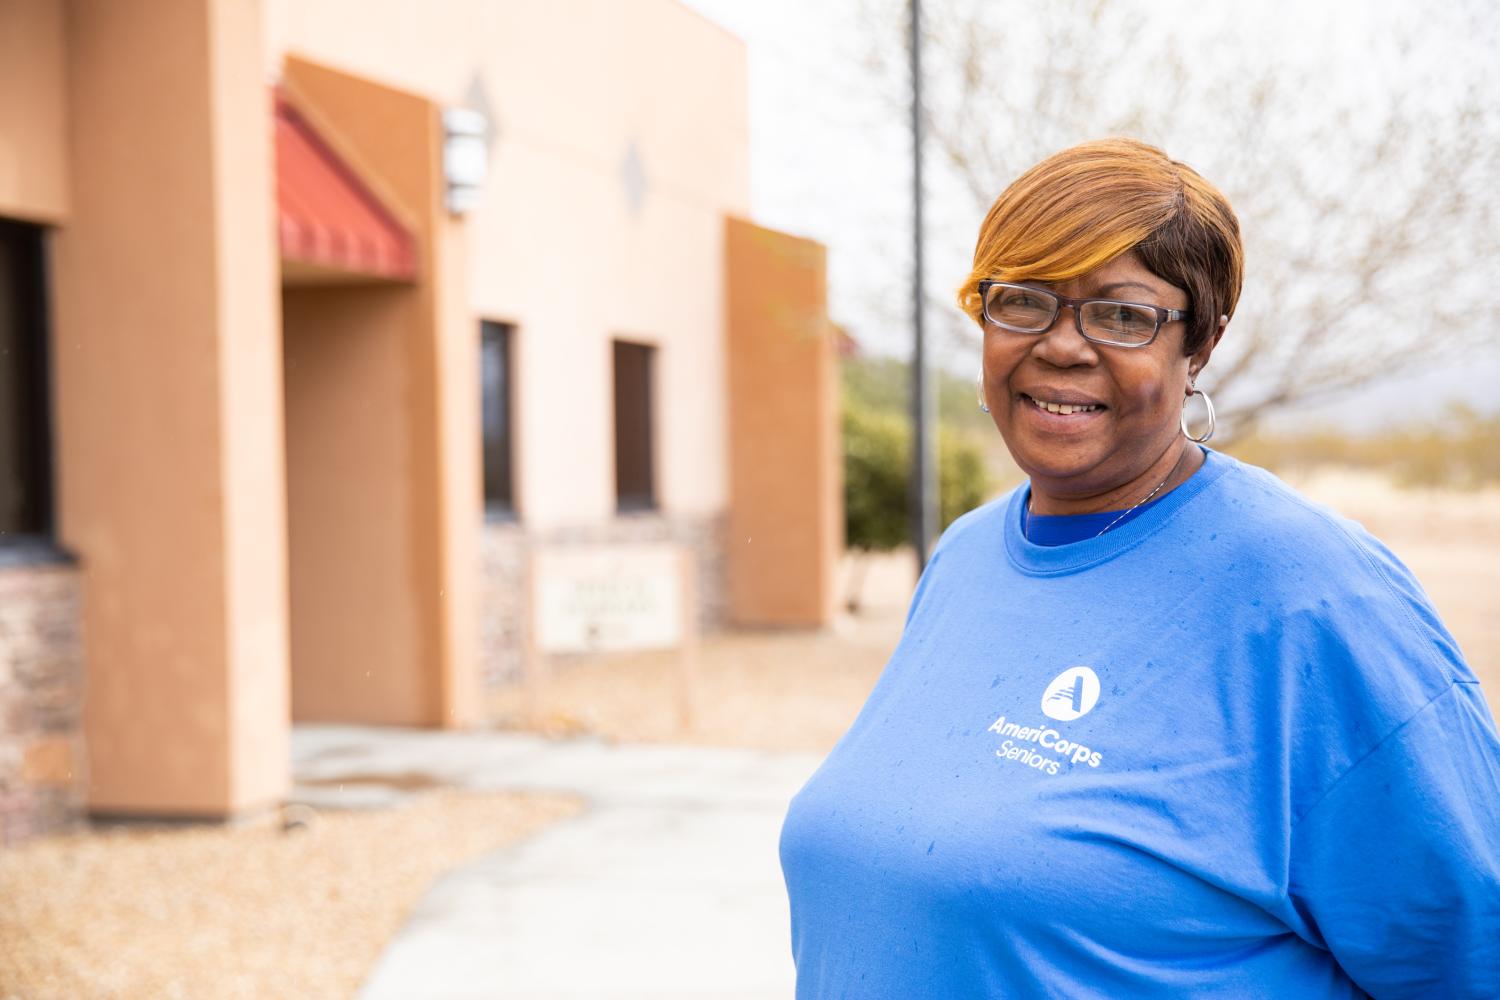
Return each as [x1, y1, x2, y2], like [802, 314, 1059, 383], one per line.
[1000, 424, 1111, 482]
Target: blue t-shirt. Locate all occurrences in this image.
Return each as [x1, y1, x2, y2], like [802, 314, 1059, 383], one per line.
[779, 448, 1500, 998]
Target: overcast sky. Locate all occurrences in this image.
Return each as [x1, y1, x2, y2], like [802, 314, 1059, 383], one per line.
[676, 0, 1500, 433]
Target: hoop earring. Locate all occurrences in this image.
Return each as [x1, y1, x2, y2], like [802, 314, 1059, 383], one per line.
[977, 372, 990, 413]
[1181, 385, 1215, 443]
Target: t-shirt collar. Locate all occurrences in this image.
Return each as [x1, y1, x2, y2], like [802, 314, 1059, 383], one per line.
[1004, 446, 1233, 576]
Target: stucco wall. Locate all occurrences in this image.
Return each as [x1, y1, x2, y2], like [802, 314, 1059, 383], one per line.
[724, 218, 841, 626]
[0, 0, 69, 222]
[0, 0, 774, 827]
[264, 0, 751, 530]
[279, 57, 480, 728]
[282, 285, 431, 724]
[52, 0, 288, 817]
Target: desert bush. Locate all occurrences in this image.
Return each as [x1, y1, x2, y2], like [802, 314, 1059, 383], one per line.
[1229, 404, 1500, 489]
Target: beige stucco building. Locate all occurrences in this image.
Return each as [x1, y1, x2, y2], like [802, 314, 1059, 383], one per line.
[0, 0, 842, 842]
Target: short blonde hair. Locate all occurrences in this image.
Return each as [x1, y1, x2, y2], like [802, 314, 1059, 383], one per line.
[957, 137, 1243, 355]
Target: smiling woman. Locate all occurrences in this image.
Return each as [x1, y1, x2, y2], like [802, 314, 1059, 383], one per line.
[983, 251, 1199, 516]
[779, 137, 1500, 999]
[964, 138, 1239, 519]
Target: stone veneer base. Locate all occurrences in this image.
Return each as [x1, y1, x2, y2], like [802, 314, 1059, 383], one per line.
[0, 555, 87, 846]
[479, 511, 727, 692]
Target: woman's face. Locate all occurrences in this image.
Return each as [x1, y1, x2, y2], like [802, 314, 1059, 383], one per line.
[981, 251, 1211, 502]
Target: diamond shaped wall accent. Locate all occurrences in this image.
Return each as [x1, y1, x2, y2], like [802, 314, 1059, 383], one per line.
[463, 72, 499, 151]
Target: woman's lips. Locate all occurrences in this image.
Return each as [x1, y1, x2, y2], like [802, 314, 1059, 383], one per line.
[1014, 395, 1110, 434]
[1018, 392, 1107, 414]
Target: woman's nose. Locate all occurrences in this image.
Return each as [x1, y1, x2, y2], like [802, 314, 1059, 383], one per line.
[1031, 304, 1098, 365]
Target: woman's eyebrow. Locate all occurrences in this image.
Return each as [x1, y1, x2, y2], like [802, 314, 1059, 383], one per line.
[1094, 281, 1159, 296]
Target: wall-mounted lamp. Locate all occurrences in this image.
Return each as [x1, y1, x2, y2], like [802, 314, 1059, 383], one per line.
[443, 107, 488, 215]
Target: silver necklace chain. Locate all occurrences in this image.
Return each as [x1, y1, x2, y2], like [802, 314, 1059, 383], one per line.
[1026, 452, 1186, 541]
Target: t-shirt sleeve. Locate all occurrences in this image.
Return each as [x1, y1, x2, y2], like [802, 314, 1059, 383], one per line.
[902, 515, 959, 630]
[1287, 680, 1500, 998]
[903, 547, 940, 630]
[898, 494, 1001, 631]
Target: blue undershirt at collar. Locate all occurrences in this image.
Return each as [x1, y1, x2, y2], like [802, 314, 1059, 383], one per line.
[1018, 446, 1209, 547]
[1020, 493, 1169, 545]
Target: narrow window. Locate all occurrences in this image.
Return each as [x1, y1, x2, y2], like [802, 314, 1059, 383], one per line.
[480, 320, 515, 516]
[0, 218, 53, 543]
[613, 340, 656, 511]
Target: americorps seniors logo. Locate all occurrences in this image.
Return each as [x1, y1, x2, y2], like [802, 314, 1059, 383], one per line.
[987, 665, 1107, 775]
[1041, 666, 1101, 721]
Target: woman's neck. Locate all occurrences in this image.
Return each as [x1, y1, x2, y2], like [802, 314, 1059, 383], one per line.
[1028, 439, 1202, 516]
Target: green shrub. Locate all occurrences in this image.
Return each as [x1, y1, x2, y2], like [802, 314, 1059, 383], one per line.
[843, 394, 992, 552]
[843, 397, 909, 553]
[940, 427, 990, 529]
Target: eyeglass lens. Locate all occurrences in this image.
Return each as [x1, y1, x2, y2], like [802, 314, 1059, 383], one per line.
[984, 284, 1157, 345]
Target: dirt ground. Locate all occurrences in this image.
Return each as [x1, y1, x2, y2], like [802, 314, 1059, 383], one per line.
[494, 469, 1500, 751]
[0, 790, 580, 1000]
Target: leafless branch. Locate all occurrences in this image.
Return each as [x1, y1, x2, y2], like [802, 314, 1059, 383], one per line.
[852, 0, 1500, 442]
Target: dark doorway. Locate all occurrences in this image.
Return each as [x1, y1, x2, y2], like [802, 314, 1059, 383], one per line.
[0, 218, 54, 543]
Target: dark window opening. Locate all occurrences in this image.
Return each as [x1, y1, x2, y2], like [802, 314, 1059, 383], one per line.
[613, 340, 656, 511]
[481, 320, 516, 517]
[0, 218, 54, 543]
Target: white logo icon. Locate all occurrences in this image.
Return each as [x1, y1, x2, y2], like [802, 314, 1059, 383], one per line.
[1041, 666, 1101, 721]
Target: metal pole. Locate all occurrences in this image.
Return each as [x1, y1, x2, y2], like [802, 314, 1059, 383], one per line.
[909, 0, 938, 569]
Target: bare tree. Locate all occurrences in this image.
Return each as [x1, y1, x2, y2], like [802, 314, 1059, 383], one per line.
[861, 0, 1500, 439]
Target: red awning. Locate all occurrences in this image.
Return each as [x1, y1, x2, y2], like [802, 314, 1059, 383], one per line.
[274, 94, 416, 281]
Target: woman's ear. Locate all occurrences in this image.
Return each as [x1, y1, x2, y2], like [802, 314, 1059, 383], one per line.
[1189, 313, 1229, 383]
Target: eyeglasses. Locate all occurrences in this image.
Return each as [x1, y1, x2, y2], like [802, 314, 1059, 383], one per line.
[978, 279, 1191, 348]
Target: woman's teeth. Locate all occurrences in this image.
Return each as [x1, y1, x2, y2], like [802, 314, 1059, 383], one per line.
[1029, 397, 1101, 415]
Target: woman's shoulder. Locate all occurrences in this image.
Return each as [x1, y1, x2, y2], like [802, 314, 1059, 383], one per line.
[1203, 455, 1486, 801]
[1199, 450, 1475, 683]
[1200, 452, 1420, 578]
[1202, 451, 1359, 529]
[929, 487, 1018, 559]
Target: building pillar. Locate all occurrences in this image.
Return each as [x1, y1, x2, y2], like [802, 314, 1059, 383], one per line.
[280, 57, 480, 729]
[52, 0, 288, 816]
[724, 218, 841, 627]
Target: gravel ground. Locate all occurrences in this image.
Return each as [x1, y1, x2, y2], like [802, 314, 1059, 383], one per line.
[0, 790, 581, 1000]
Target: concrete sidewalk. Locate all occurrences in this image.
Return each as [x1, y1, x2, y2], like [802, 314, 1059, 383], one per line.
[291, 725, 822, 1000]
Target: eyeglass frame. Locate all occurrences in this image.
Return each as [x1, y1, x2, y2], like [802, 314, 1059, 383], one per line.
[977, 279, 1192, 349]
